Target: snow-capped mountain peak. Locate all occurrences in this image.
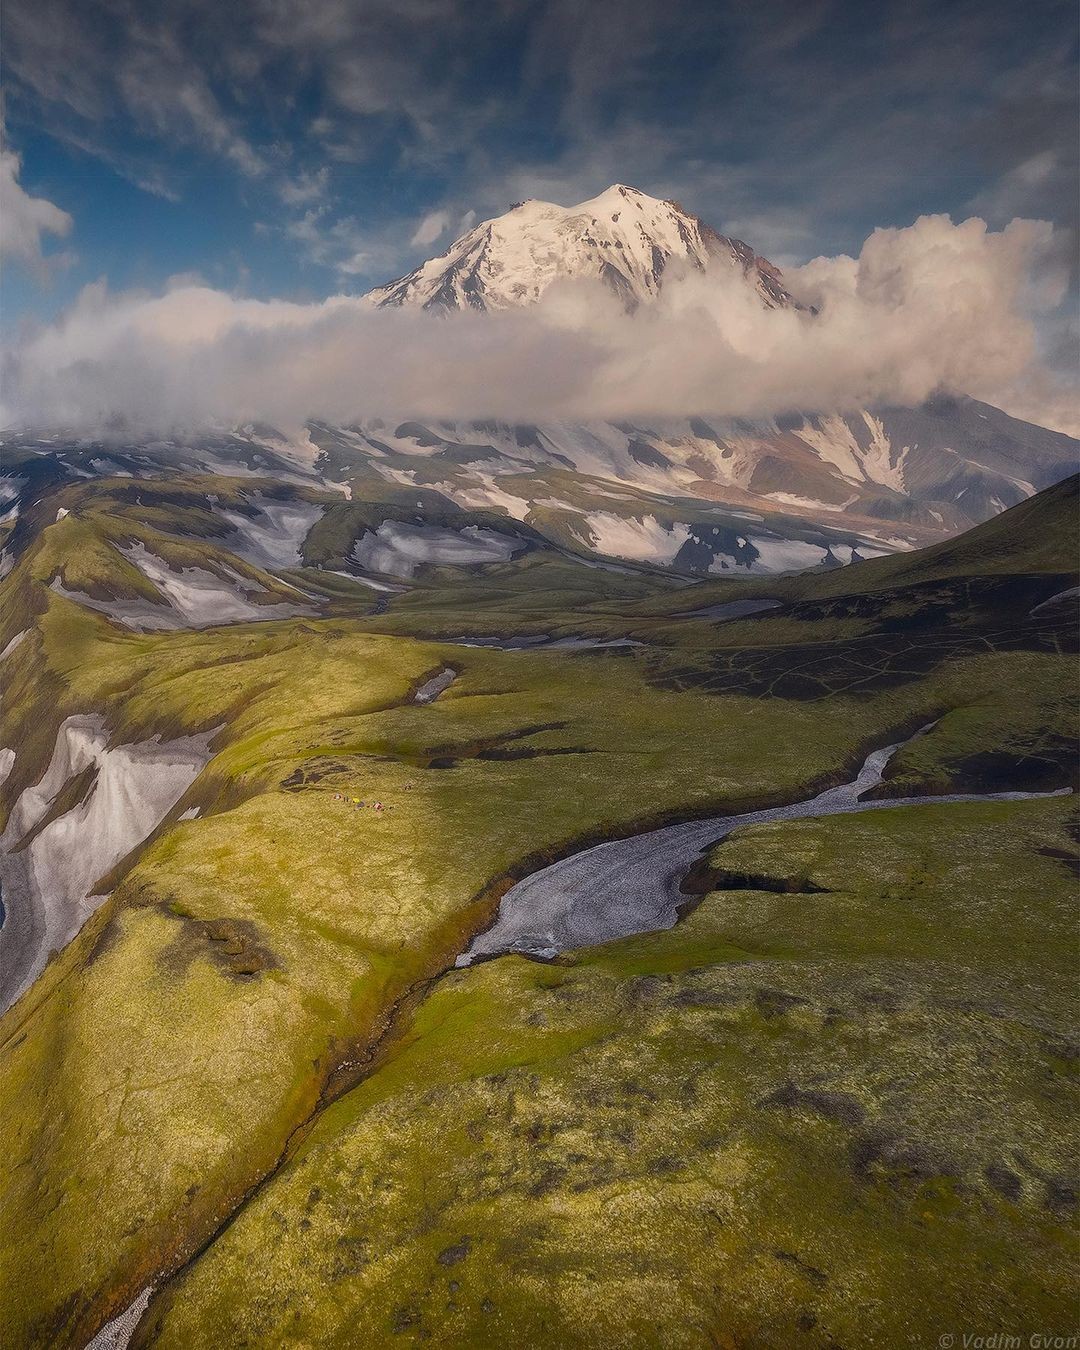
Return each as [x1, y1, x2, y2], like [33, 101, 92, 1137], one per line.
[366, 184, 795, 313]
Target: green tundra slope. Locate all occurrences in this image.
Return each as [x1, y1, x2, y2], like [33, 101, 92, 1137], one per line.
[0, 472, 1076, 1348]
[137, 798, 1078, 1350]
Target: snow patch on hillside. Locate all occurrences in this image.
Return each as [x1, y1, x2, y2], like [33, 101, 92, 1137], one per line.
[860, 413, 909, 491]
[50, 577, 185, 630]
[766, 492, 848, 513]
[123, 544, 315, 626]
[746, 537, 829, 573]
[217, 496, 325, 570]
[793, 416, 866, 483]
[351, 521, 523, 579]
[584, 512, 691, 563]
[0, 629, 28, 661]
[793, 413, 909, 492]
[0, 475, 26, 506]
[51, 546, 316, 630]
[434, 476, 532, 520]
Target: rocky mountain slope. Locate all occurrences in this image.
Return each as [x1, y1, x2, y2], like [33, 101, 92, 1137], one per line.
[364, 183, 1076, 549]
[4, 388, 1075, 589]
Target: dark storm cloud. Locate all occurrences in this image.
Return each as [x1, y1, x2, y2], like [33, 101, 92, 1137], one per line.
[3, 0, 1076, 278]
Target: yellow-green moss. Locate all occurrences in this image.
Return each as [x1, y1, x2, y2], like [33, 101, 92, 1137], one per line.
[0, 474, 1075, 1347]
[137, 798, 1079, 1349]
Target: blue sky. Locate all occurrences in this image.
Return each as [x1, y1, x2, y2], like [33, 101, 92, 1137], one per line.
[2, 0, 1077, 336]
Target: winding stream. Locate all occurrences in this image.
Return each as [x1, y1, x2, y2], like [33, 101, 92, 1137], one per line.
[74, 721, 1071, 1350]
[447, 634, 644, 651]
[461, 728, 1072, 963]
[85, 1288, 155, 1350]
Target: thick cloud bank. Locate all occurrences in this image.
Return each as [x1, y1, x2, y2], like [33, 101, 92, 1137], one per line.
[3, 214, 1075, 434]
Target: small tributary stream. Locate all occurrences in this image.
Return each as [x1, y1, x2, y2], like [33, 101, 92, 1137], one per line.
[461, 727, 1072, 963]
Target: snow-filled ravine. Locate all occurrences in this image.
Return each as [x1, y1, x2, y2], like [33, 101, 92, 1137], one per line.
[461, 729, 1072, 963]
[411, 667, 458, 704]
[216, 495, 325, 571]
[0, 628, 28, 661]
[0, 715, 215, 1011]
[577, 511, 889, 574]
[351, 521, 524, 580]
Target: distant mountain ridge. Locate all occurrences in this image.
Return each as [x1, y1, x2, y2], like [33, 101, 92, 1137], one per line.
[357, 183, 1078, 563]
[4, 391, 1074, 583]
[2, 187, 1075, 580]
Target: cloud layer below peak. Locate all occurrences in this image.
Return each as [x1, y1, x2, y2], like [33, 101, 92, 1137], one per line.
[4, 213, 1077, 437]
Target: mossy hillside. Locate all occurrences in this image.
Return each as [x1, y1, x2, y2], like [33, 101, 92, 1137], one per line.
[25, 494, 312, 604]
[610, 568, 1075, 658]
[0, 624, 453, 1345]
[137, 796, 1079, 1349]
[6, 535, 1070, 831]
[0, 472, 438, 823]
[353, 552, 675, 643]
[0, 614, 441, 1001]
[686, 797, 1079, 1020]
[353, 481, 1078, 654]
[3, 476, 675, 657]
[68, 477, 245, 546]
[19, 515, 166, 604]
[0, 508, 315, 755]
[877, 679, 1080, 795]
[3, 622, 1066, 1345]
[356, 550, 1077, 791]
[0, 634, 864, 1350]
[1, 477, 1076, 1346]
[631, 473, 1080, 621]
[3, 471, 293, 566]
[278, 568, 390, 603]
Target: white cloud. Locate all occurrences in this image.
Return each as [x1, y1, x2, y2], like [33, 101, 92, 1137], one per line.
[283, 209, 418, 279]
[114, 37, 266, 178]
[279, 167, 330, 206]
[3, 214, 1077, 436]
[410, 210, 451, 248]
[0, 121, 73, 276]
